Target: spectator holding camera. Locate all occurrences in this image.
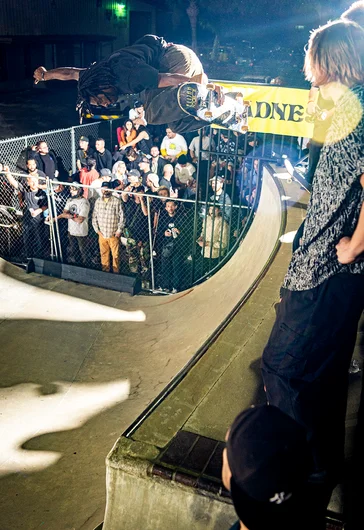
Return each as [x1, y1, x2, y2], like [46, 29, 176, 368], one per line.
[57, 183, 90, 266]
[159, 200, 184, 293]
[92, 182, 124, 273]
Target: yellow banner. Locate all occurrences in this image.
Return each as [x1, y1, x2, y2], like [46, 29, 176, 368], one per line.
[217, 81, 313, 138]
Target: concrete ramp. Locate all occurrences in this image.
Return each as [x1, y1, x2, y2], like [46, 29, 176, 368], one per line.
[102, 167, 290, 530]
[0, 166, 285, 530]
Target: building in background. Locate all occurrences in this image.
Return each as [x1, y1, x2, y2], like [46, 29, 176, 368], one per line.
[0, 0, 156, 88]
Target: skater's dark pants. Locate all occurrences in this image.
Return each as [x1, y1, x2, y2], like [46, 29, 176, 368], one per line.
[143, 87, 210, 134]
[261, 273, 364, 483]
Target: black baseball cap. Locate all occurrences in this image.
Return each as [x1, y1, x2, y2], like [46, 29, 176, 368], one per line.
[101, 181, 111, 189]
[134, 101, 144, 108]
[80, 136, 89, 142]
[226, 405, 312, 530]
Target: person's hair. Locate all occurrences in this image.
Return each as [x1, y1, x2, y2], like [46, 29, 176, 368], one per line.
[36, 140, 47, 148]
[151, 145, 159, 151]
[26, 158, 36, 164]
[113, 160, 126, 173]
[123, 119, 135, 130]
[342, 1, 364, 28]
[304, 19, 364, 86]
[76, 61, 117, 114]
[96, 138, 105, 143]
[163, 163, 174, 173]
[158, 186, 170, 196]
[178, 154, 187, 165]
[86, 157, 96, 168]
[125, 147, 137, 159]
[165, 199, 177, 206]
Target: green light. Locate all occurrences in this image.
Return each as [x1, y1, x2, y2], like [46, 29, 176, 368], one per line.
[115, 3, 126, 17]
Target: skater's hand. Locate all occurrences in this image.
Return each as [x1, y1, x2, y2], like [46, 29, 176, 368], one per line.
[34, 66, 47, 84]
[336, 237, 358, 264]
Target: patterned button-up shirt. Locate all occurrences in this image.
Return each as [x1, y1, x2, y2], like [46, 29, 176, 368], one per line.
[92, 195, 124, 238]
[283, 85, 364, 291]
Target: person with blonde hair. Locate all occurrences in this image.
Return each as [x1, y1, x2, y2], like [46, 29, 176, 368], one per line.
[261, 18, 364, 514]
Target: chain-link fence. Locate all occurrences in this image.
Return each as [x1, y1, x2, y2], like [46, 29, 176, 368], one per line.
[0, 120, 123, 175]
[0, 122, 279, 293]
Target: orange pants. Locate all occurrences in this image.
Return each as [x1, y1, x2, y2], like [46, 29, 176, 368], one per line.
[98, 234, 120, 273]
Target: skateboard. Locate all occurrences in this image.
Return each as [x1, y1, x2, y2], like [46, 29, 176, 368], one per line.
[177, 82, 250, 134]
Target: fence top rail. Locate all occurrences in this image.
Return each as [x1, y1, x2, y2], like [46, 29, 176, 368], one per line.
[0, 121, 103, 146]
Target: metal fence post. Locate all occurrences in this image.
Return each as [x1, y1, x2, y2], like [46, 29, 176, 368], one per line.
[146, 196, 155, 291]
[71, 127, 76, 174]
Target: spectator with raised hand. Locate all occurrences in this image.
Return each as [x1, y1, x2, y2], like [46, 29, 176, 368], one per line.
[94, 138, 113, 172]
[92, 182, 124, 273]
[34, 140, 59, 180]
[76, 136, 94, 171]
[57, 183, 90, 266]
[79, 157, 99, 199]
[3, 165, 48, 258]
[160, 128, 187, 163]
[116, 119, 137, 150]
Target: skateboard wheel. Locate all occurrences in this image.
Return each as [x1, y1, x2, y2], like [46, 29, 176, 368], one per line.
[243, 100, 251, 106]
[204, 111, 213, 118]
[206, 83, 216, 90]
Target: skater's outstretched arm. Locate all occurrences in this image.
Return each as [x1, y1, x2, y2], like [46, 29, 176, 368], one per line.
[34, 66, 86, 83]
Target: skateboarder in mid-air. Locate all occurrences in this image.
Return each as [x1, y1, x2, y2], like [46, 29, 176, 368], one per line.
[34, 34, 213, 134]
[33, 34, 247, 134]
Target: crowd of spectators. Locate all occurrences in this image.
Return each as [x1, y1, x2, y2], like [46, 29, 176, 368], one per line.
[0, 107, 262, 291]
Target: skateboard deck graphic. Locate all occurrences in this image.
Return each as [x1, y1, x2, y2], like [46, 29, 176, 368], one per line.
[177, 82, 249, 134]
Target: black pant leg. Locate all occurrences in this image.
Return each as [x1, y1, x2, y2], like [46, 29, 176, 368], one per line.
[261, 273, 364, 480]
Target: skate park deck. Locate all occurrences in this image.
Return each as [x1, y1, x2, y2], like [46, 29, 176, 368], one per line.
[0, 165, 288, 530]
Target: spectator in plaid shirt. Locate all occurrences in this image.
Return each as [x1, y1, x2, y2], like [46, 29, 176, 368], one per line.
[92, 182, 124, 273]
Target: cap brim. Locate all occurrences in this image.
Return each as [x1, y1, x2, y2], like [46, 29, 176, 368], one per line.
[229, 477, 297, 530]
